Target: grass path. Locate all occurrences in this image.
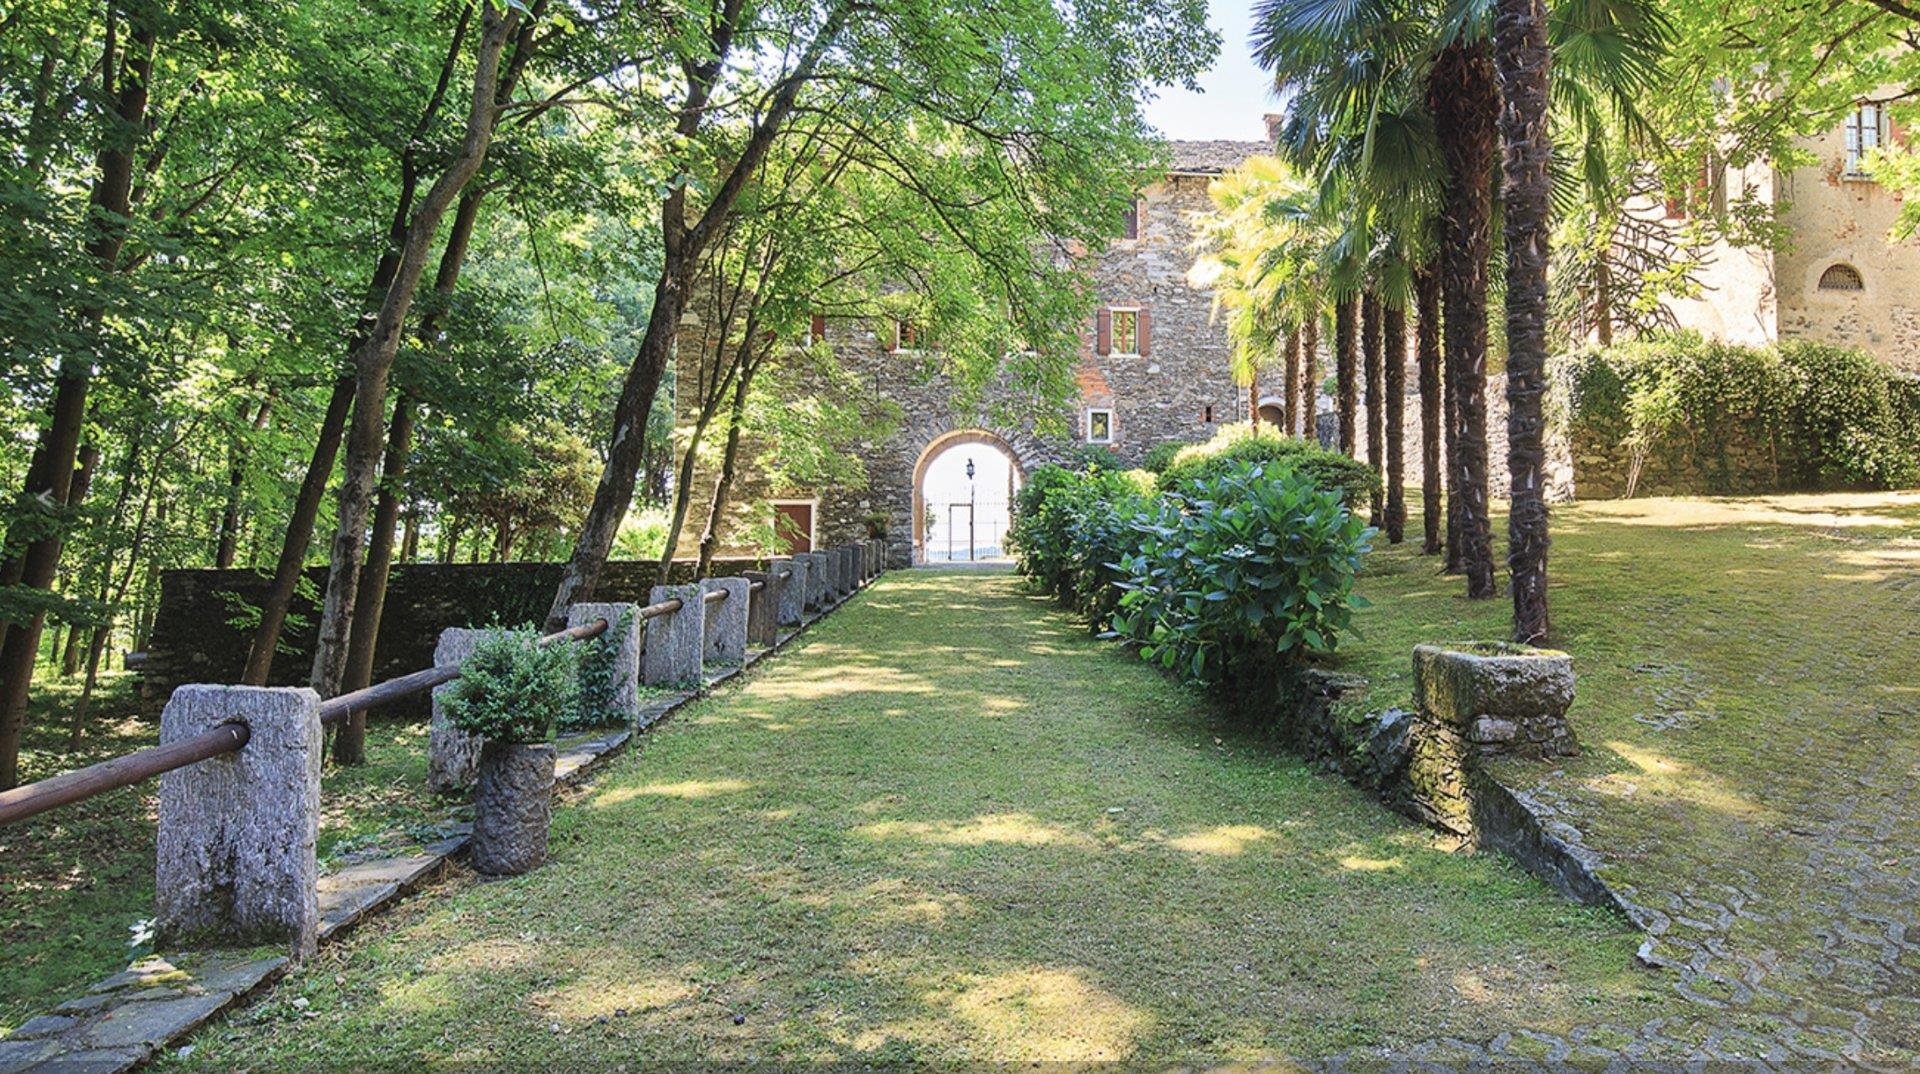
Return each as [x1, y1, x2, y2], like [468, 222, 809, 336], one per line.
[168, 568, 1650, 1066]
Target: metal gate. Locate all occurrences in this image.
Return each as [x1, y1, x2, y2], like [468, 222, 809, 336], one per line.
[924, 497, 1011, 562]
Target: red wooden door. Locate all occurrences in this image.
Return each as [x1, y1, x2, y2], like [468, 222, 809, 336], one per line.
[773, 503, 813, 553]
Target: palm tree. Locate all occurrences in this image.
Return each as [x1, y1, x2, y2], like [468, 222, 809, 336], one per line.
[1362, 288, 1385, 521]
[1415, 262, 1445, 554]
[1334, 295, 1358, 455]
[1255, 0, 1667, 608]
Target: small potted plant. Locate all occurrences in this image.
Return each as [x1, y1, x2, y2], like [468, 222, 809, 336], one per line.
[441, 628, 579, 876]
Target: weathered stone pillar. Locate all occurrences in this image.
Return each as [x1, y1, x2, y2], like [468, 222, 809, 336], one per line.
[644, 584, 704, 686]
[567, 602, 642, 726]
[700, 577, 750, 664]
[1405, 642, 1576, 835]
[838, 545, 859, 595]
[798, 552, 829, 611]
[868, 539, 882, 578]
[776, 556, 807, 626]
[743, 568, 779, 648]
[156, 685, 321, 957]
[429, 628, 486, 794]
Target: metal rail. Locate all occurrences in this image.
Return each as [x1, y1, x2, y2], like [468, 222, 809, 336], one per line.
[0, 616, 613, 829]
[0, 562, 815, 830]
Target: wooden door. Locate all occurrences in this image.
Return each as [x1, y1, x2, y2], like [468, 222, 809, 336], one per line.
[773, 502, 814, 554]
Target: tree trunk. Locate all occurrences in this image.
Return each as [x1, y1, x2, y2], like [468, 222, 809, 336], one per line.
[1416, 264, 1445, 555]
[1593, 251, 1614, 347]
[1497, 0, 1554, 641]
[545, 5, 850, 629]
[1362, 289, 1385, 522]
[696, 363, 758, 577]
[1334, 297, 1358, 457]
[216, 398, 273, 569]
[1384, 302, 1408, 544]
[400, 507, 419, 562]
[1300, 315, 1321, 440]
[0, 14, 155, 788]
[242, 375, 353, 683]
[1283, 330, 1302, 437]
[1429, 43, 1498, 599]
[330, 392, 416, 764]
[308, 3, 520, 699]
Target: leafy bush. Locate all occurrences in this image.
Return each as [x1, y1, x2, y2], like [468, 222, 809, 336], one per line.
[442, 628, 579, 744]
[1112, 462, 1374, 685]
[1009, 464, 1154, 622]
[1157, 424, 1379, 506]
[1139, 440, 1186, 474]
[1555, 334, 1920, 492]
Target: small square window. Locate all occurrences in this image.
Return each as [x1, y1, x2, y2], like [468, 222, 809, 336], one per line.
[898, 320, 922, 351]
[1086, 408, 1114, 444]
[1111, 309, 1139, 355]
[1202, 404, 1214, 423]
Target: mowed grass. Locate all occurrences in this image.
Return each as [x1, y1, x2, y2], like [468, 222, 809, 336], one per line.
[1336, 491, 1920, 1045]
[1, 676, 454, 1033]
[170, 569, 1654, 1067]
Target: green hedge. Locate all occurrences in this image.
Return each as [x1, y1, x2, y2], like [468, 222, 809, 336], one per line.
[1555, 335, 1920, 492]
[1156, 425, 1381, 506]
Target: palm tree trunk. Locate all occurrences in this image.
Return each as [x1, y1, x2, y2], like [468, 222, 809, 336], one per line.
[1496, 0, 1554, 640]
[1362, 289, 1385, 522]
[1429, 42, 1498, 599]
[1384, 302, 1407, 544]
[1416, 265, 1444, 555]
[1283, 331, 1302, 436]
[1334, 297, 1358, 456]
[1300, 315, 1321, 439]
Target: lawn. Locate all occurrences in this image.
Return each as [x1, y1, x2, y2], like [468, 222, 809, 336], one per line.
[0, 674, 457, 1033]
[165, 568, 1654, 1067]
[1333, 491, 1920, 1060]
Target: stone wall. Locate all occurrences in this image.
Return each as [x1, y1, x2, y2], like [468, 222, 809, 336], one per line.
[143, 558, 763, 715]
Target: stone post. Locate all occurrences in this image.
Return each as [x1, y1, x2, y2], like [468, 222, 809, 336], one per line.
[700, 576, 750, 664]
[798, 552, 829, 611]
[775, 556, 807, 626]
[839, 545, 859, 595]
[156, 685, 321, 957]
[826, 547, 848, 598]
[868, 539, 882, 579]
[567, 602, 642, 727]
[743, 568, 779, 648]
[429, 628, 486, 794]
[644, 584, 704, 687]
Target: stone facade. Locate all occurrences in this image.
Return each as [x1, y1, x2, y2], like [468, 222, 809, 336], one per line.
[1663, 101, 1920, 374]
[678, 141, 1265, 567]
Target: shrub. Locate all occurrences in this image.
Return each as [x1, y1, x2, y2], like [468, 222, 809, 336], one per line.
[442, 628, 579, 744]
[1112, 462, 1374, 686]
[1009, 464, 1154, 618]
[1157, 424, 1379, 506]
[1139, 440, 1186, 474]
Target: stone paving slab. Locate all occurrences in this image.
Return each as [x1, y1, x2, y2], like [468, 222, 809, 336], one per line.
[0, 570, 882, 1074]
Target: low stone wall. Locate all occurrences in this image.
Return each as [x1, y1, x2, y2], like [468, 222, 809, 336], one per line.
[143, 558, 764, 715]
[1281, 643, 1612, 909]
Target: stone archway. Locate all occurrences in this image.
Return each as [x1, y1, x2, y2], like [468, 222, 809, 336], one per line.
[911, 429, 1028, 564]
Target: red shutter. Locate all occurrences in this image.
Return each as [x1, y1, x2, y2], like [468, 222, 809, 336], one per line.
[1122, 200, 1139, 240]
[1096, 308, 1111, 355]
[810, 314, 826, 342]
[1137, 308, 1151, 356]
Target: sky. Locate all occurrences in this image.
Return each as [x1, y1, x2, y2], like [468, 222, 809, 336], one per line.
[1142, 0, 1278, 142]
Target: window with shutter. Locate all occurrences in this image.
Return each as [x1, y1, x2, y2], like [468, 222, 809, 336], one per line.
[1122, 199, 1140, 240]
[1110, 309, 1139, 355]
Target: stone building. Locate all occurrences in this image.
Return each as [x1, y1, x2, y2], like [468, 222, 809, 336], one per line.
[1663, 100, 1920, 371]
[676, 139, 1270, 567]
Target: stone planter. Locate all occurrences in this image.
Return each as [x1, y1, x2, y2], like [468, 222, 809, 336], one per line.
[470, 741, 554, 876]
[1414, 642, 1576, 758]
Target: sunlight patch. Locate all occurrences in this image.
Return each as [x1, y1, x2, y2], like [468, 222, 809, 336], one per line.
[931, 967, 1149, 1061]
[593, 779, 750, 807]
[1164, 824, 1276, 856]
[854, 812, 1092, 848]
[1337, 854, 1404, 872]
[530, 973, 696, 1022]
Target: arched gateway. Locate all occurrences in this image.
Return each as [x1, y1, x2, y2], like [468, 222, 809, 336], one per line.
[912, 430, 1027, 564]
